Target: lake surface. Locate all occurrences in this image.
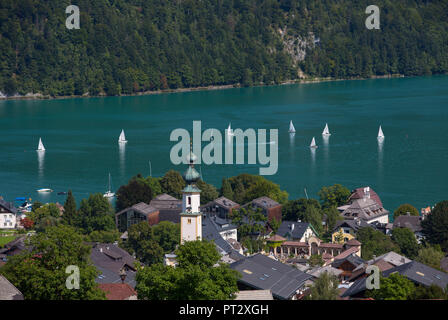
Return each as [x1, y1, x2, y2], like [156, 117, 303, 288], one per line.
[1, 76, 447, 215]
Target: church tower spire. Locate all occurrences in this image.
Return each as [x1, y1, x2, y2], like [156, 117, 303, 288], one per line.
[180, 140, 202, 244]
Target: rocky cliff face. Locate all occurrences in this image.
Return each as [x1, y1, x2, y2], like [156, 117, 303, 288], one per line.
[278, 27, 319, 78]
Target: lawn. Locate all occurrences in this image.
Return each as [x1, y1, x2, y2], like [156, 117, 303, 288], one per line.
[0, 235, 17, 247]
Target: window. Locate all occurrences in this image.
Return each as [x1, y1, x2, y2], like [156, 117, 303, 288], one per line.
[188, 197, 191, 205]
[187, 219, 192, 224]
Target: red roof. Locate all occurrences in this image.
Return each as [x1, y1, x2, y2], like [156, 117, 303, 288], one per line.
[98, 283, 137, 300]
[349, 187, 383, 207]
[267, 234, 286, 242]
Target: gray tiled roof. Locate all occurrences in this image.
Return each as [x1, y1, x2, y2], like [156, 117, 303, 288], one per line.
[341, 198, 389, 221]
[332, 254, 365, 269]
[0, 275, 23, 300]
[393, 215, 423, 232]
[341, 276, 367, 298]
[212, 197, 239, 209]
[90, 243, 137, 280]
[115, 202, 158, 218]
[250, 197, 280, 209]
[0, 199, 17, 215]
[230, 254, 313, 300]
[382, 260, 448, 289]
[202, 214, 244, 260]
[277, 221, 312, 240]
[332, 218, 373, 233]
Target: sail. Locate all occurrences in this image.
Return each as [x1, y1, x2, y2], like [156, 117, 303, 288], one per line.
[37, 138, 45, 151]
[289, 120, 296, 133]
[118, 129, 127, 142]
[378, 126, 385, 138]
[310, 137, 317, 148]
[227, 123, 233, 135]
[322, 123, 330, 135]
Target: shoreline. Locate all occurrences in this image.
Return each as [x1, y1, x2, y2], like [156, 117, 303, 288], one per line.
[0, 74, 406, 102]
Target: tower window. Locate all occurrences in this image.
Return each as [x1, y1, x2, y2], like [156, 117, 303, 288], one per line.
[187, 219, 192, 224]
[188, 197, 191, 205]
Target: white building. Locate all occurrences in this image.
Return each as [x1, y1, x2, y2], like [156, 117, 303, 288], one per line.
[0, 199, 17, 229]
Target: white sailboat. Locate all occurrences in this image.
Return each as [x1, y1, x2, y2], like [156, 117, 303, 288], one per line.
[310, 137, 318, 149]
[37, 138, 45, 151]
[322, 123, 331, 136]
[103, 173, 115, 198]
[288, 120, 296, 133]
[118, 129, 128, 143]
[377, 126, 385, 140]
[226, 123, 234, 136]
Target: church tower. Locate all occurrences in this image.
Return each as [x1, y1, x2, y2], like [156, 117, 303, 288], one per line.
[180, 143, 202, 244]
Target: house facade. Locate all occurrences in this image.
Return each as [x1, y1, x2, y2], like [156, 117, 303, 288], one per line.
[0, 199, 17, 229]
[115, 202, 159, 232]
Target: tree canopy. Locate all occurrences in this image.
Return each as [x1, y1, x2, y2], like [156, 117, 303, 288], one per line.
[115, 174, 154, 212]
[318, 184, 351, 209]
[356, 227, 399, 260]
[135, 240, 240, 300]
[421, 200, 448, 251]
[393, 203, 419, 219]
[0, 225, 105, 300]
[2, 0, 448, 96]
[391, 227, 419, 260]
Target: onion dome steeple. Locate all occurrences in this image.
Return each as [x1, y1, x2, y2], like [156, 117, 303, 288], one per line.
[182, 140, 201, 187]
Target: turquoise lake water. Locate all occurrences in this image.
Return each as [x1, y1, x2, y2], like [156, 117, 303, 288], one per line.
[0, 76, 447, 214]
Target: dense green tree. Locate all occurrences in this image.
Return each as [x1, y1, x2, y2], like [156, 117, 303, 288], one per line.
[145, 176, 163, 197]
[230, 207, 267, 241]
[123, 222, 164, 266]
[1, 0, 448, 97]
[0, 225, 105, 300]
[136, 240, 240, 300]
[221, 178, 234, 200]
[367, 273, 415, 300]
[318, 184, 351, 209]
[151, 221, 180, 253]
[303, 205, 323, 235]
[394, 204, 419, 219]
[391, 227, 419, 259]
[160, 170, 186, 199]
[323, 206, 343, 233]
[421, 200, 448, 251]
[116, 174, 154, 212]
[196, 179, 219, 205]
[411, 284, 448, 300]
[31, 201, 43, 212]
[356, 227, 400, 260]
[76, 193, 116, 234]
[243, 179, 289, 204]
[87, 230, 121, 243]
[63, 190, 77, 226]
[306, 271, 339, 300]
[415, 245, 445, 271]
[282, 198, 321, 221]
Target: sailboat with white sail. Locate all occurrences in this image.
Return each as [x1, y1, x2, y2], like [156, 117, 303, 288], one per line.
[288, 120, 296, 133]
[226, 123, 234, 136]
[322, 123, 331, 136]
[377, 126, 385, 140]
[103, 173, 115, 198]
[36, 138, 46, 151]
[310, 137, 318, 149]
[118, 129, 128, 143]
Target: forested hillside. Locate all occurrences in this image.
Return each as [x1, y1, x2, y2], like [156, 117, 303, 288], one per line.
[1, 0, 447, 97]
